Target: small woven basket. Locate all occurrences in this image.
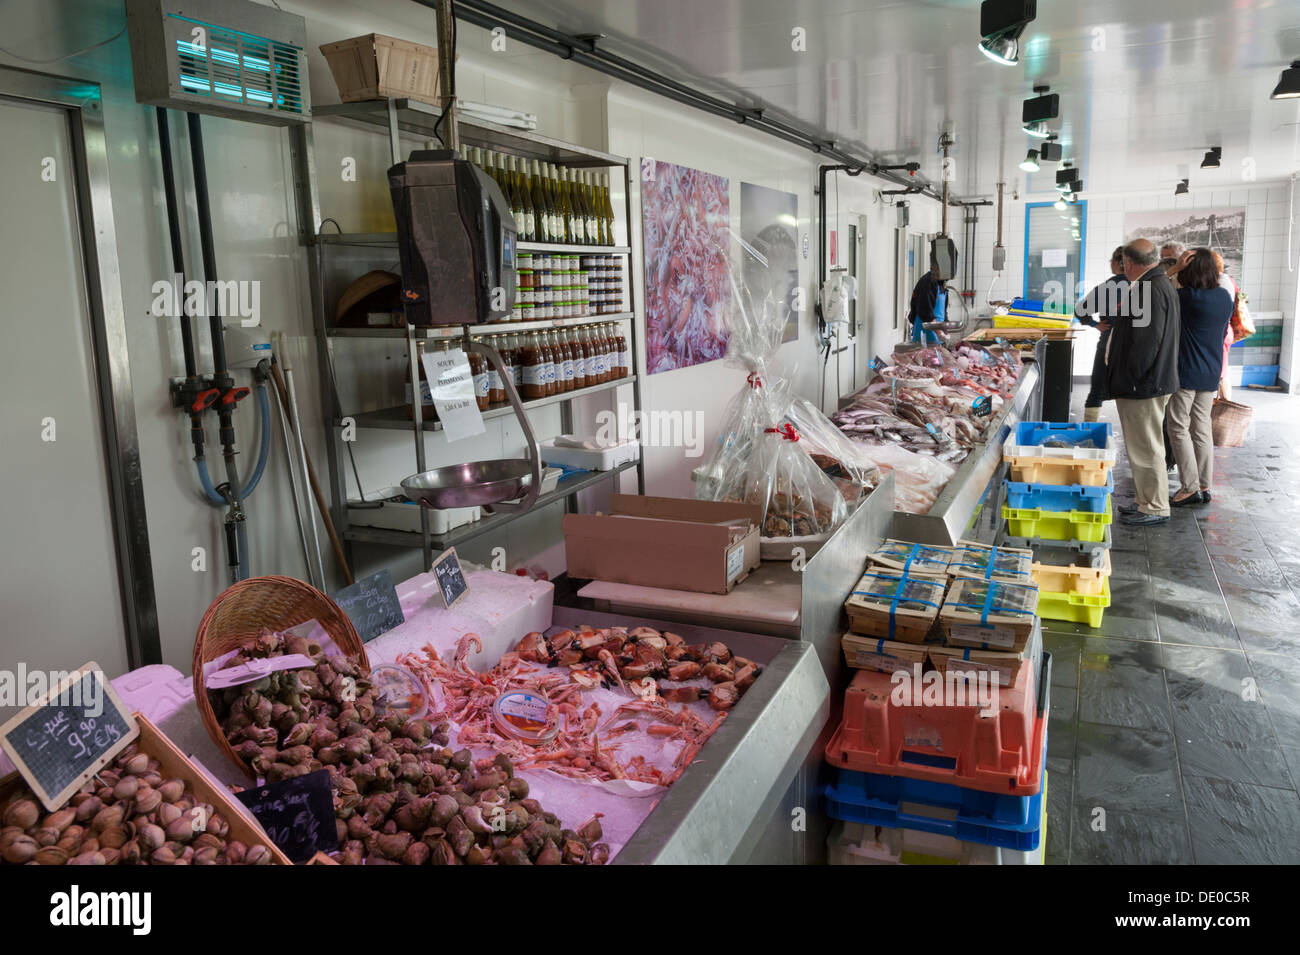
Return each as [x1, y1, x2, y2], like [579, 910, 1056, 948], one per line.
[1211, 398, 1252, 448]
[192, 575, 368, 776]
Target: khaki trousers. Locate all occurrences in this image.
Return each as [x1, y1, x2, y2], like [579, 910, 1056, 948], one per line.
[1115, 395, 1172, 516]
[1166, 388, 1215, 493]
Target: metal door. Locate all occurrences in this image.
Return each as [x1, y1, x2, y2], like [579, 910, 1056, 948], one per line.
[0, 70, 158, 725]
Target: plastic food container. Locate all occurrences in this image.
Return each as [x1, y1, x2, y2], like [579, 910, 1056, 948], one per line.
[491, 690, 557, 743]
[370, 663, 429, 721]
[1001, 498, 1113, 542]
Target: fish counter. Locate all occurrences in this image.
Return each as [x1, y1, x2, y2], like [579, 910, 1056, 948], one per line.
[0, 568, 830, 866]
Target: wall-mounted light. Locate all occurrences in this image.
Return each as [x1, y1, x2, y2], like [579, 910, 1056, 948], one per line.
[979, 0, 1036, 66]
[1019, 149, 1041, 172]
[1200, 147, 1222, 169]
[1175, 178, 1190, 195]
[1272, 61, 1300, 99]
[1054, 196, 1067, 210]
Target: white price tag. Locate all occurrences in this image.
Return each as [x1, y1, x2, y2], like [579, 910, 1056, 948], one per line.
[949, 623, 1017, 649]
[421, 347, 486, 443]
[725, 543, 746, 583]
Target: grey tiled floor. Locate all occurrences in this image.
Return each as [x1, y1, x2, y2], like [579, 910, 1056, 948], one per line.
[1042, 388, 1300, 865]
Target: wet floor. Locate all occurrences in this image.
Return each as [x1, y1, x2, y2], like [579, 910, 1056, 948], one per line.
[1037, 388, 1300, 864]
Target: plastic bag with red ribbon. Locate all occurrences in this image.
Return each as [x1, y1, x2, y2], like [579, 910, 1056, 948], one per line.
[742, 419, 849, 537]
[695, 236, 786, 503]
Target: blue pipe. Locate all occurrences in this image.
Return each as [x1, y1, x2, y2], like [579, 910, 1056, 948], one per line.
[194, 380, 271, 505]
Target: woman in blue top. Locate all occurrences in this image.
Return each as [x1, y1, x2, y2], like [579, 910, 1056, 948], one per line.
[1167, 248, 1234, 506]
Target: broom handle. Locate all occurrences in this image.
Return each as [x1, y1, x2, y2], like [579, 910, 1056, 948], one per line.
[270, 359, 354, 586]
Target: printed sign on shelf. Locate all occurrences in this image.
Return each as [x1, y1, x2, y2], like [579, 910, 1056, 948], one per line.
[421, 346, 485, 443]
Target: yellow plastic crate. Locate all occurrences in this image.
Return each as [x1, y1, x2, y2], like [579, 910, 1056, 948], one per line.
[993, 313, 1073, 330]
[1002, 498, 1112, 542]
[1031, 550, 1111, 597]
[1036, 577, 1111, 628]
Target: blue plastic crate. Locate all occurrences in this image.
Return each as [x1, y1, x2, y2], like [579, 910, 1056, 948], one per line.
[1240, 365, 1278, 387]
[1010, 420, 1113, 450]
[824, 765, 1046, 852]
[1004, 471, 1115, 513]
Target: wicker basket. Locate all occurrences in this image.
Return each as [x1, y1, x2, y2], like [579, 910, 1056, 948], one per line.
[192, 575, 368, 777]
[1211, 398, 1252, 448]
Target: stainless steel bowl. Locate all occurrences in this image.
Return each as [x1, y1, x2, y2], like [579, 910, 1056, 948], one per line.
[401, 459, 534, 509]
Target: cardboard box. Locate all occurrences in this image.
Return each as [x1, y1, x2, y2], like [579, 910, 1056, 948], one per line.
[563, 495, 760, 594]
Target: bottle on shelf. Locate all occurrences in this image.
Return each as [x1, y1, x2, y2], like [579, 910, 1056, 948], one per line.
[555, 329, 575, 392]
[612, 323, 629, 379]
[568, 327, 587, 390]
[512, 157, 535, 242]
[599, 172, 616, 246]
[486, 336, 507, 405]
[405, 341, 441, 421]
[530, 159, 553, 243]
[520, 333, 545, 400]
[578, 171, 599, 247]
[467, 348, 491, 411]
[564, 168, 585, 245]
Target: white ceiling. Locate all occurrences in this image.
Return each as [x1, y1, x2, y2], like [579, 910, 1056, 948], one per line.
[482, 0, 1300, 197]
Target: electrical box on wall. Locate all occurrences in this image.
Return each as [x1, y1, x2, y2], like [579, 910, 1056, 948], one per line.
[124, 0, 310, 125]
[897, 202, 910, 228]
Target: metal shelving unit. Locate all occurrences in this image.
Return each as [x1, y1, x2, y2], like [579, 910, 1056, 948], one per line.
[289, 97, 645, 573]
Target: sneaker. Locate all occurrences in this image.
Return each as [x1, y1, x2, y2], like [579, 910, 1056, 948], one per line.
[1120, 511, 1170, 526]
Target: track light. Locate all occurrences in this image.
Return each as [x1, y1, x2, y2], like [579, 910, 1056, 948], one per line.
[1019, 149, 1041, 172]
[1039, 137, 1062, 163]
[1200, 147, 1222, 169]
[1175, 178, 1189, 195]
[979, 2, 1037, 67]
[1054, 197, 1066, 210]
[979, 35, 1020, 65]
[1023, 120, 1052, 138]
[1272, 61, 1300, 99]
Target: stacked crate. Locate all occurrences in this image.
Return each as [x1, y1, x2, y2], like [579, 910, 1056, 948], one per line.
[827, 541, 1050, 864]
[1000, 421, 1117, 628]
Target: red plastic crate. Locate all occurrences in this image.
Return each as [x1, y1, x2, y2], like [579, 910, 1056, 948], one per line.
[824, 653, 1050, 796]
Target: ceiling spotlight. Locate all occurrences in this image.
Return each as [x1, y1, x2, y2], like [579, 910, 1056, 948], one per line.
[1272, 60, 1300, 99]
[1068, 178, 1083, 193]
[1054, 197, 1067, 210]
[1019, 149, 1041, 172]
[979, 35, 1020, 65]
[1175, 178, 1190, 195]
[1055, 165, 1075, 189]
[979, 0, 1036, 67]
[1023, 120, 1053, 138]
[1039, 137, 1062, 163]
[1200, 147, 1222, 169]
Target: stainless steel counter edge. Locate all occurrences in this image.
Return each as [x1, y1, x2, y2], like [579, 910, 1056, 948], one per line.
[612, 639, 830, 864]
[889, 360, 1041, 545]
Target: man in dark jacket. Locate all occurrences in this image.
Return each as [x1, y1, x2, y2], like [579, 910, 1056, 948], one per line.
[906, 258, 947, 344]
[1107, 238, 1181, 525]
[1075, 246, 1129, 422]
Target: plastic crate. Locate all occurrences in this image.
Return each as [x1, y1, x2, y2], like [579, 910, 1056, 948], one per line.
[1240, 365, 1278, 387]
[1004, 471, 1115, 514]
[824, 652, 1051, 796]
[1002, 497, 1112, 542]
[1003, 421, 1117, 487]
[1002, 528, 1111, 568]
[993, 313, 1073, 330]
[1036, 576, 1111, 628]
[824, 764, 1047, 852]
[826, 813, 1045, 865]
[1031, 549, 1110, 596]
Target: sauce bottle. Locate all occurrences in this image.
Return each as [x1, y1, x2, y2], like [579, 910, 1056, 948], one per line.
[405, 341, 440, 421]
[557, 330, 575, 392]
[613, 324, 629, 379]
[520, 333, 545, 400]
[468, 348, 490, 411]
[486, 335, 506, 405]
[570, 327, 588, 390]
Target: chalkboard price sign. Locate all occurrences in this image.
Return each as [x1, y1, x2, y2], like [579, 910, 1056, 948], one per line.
[236, 769, 337, 864]
[0, 663, 138, 811]
[432, 546, 470, 609]
[331, 569, 405, 644]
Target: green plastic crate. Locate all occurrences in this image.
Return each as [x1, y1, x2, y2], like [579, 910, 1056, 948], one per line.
[1001, 497, 1112, 542]
[1035, 577, 1111, 628]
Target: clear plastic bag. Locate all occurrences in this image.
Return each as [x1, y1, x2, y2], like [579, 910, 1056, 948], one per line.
[784, 396, 880, 491]
[743, 421, 848, 537]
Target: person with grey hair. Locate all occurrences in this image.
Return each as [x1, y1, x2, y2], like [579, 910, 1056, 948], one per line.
[1105, 238, 1181, 525]
[1160, 241, 1185, 261]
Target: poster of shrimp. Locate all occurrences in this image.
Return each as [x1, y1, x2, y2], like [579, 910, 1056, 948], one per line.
[640, 158, 731, 374]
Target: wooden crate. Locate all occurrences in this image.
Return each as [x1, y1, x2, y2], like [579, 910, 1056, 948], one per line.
[947, 540, 1035, 584]
[845, 571, 946, 645]
[939, 578, 1038, 654]
[1, 714, 290, 865]
[320, 33, 442, 105]
[927, 645, 1030, 688]
[866, 539, 954, 578]
[841, 632, 929, 673]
